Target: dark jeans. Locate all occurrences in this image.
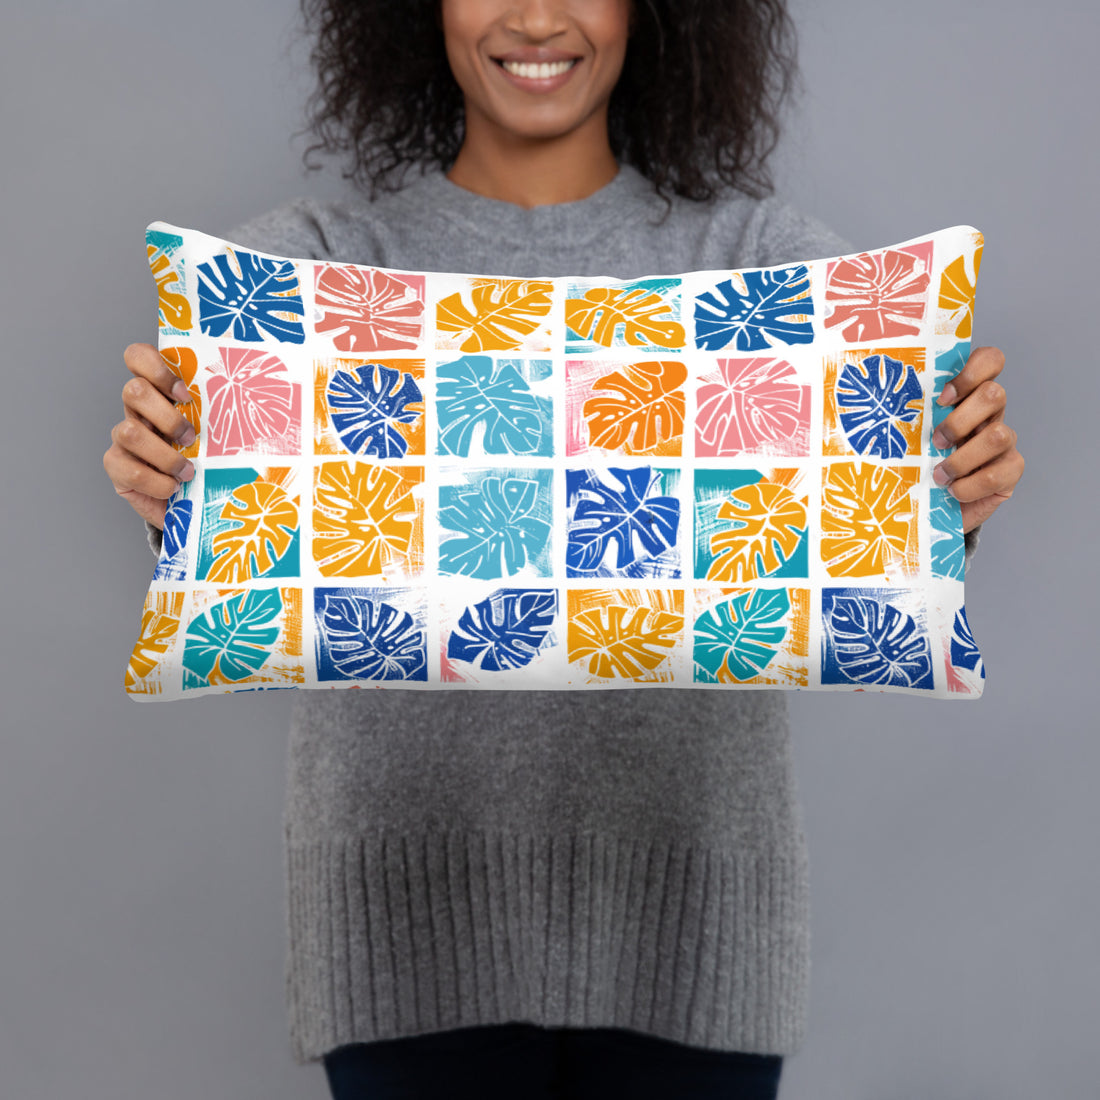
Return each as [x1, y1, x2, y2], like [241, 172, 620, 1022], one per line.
[323, 1022, 784, 1099]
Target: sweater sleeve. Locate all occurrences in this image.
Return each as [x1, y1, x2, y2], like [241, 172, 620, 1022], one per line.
[748, 196, 983, 574]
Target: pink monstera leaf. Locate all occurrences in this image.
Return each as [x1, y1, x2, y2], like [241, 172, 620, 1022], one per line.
[314, 265, 424, 351]
[695, 357, 810, 456]
[824, 249, 930, 341]
[206, 348, 298, 455]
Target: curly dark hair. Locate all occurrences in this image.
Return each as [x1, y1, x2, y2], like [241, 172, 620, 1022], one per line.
[298, 0, 798, 211]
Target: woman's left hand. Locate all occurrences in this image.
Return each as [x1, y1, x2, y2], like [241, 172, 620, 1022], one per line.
[931, 346, 1024, 534]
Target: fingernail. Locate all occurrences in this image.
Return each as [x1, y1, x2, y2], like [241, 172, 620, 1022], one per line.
[936, 383, 957, 407]
[178, 460, 195, 481]
[932, 463, 951, 486]
[178, 426, 196, 447]
[948, 484, 961, 499]
[172, 381, 191, 403]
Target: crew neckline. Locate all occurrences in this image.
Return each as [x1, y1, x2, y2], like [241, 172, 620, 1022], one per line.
[410, 161, 659, 244]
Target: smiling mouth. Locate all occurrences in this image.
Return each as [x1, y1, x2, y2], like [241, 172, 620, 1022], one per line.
[492, 58, 581, 79]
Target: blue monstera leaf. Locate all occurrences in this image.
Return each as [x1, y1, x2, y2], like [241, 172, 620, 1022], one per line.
[183, 589, 282, 688]
[825, 595, 933, 689]
[566, 467, 679, 575]
[448, 589, 556, 671]
[436, 355, 548, 456]
[316, 595, 427, 680]
[153, 497, 193, 581]
[950, 606, 984, 676]
[197, 249, 304, 343]
[694, 589, 789, 682]
[836, 353, 923, 458]
[439, 475, 551, 578]
[327, 362, 422, 458]
[694, 266, 814, 352]
[931, 342, 969, 459]
[929, 486, 965, 579]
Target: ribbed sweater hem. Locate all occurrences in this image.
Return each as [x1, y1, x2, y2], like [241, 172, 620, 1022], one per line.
[283, 826, 810, 1064]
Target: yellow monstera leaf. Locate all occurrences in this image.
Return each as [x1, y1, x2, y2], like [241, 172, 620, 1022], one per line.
[436, 278, 553, 351]
[125, 592, 185, 691]
[821, 461, 916, 577]
[938, 237, 984, 338]
[707, 482, 806, 582]
[565, 286, 685, 348]
[568, 603, 682, 679]
[207, 480, 299, 583]
[313, 462, 419, 577]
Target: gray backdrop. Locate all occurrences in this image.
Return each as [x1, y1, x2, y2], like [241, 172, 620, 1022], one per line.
[2, 1, 1096, 1097]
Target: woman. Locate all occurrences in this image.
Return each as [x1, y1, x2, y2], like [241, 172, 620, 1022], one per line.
[103, 1, 1024, 1097]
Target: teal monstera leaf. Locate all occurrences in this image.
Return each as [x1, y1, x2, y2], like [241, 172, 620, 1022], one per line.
[183, 589, 282, 688]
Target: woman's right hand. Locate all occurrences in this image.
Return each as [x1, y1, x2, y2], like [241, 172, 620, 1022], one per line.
[103, 343, 196, 530]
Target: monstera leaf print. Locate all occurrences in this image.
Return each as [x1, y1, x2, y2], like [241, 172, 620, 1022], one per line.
[312, 463, 418, 577]
[439, 476, 551, 579]
[316, 595, 427, 680]
[707, 482, 806, 582]
[125, 594, 184, 688]
[569, 602, 682, 679]
[183, 589, 283, 687]
[836, 353, 923, 458]
[825, 250, 929, 341]
[207, 480, 299, 583]
[694, 589, 790, 682]
[694, 267, 813, 352]
[162, 347, 201, 458]
[314, 265, 423, 351]
[566, 283, 685, 349]
[821, 462, 915, 577]
[448, 589, 556, 671]
[950, 606, 983, 675]
[929, 487, 965, 579]
[327, 362, 423, 458]
[566, 467, 680, 576]
[436, 356, 547, 456]
[152, 497, 193, 581]
[695, 357, 810, 455]
[938, 242, 983, 338]
[824, 594, 933, 689]
[582, 360, 686, 452]
[146, 230, 191, 333]
[197, 249, 304, 343]
[207, 349, 297, 455]
[436, 279, 553, 351]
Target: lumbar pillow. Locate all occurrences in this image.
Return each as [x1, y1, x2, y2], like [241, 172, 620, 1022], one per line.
[125, 222, 985, 700]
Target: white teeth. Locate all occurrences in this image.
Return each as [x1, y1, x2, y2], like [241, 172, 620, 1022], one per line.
[501, 59, 577, 79]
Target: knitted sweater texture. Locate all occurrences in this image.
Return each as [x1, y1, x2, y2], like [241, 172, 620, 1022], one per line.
[145, 163, 980, 1062]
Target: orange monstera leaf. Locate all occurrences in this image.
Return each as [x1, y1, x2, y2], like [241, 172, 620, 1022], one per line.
[707, 482, 806, 582]
[566, 286, 685, 348]
[569, 603, 683, 679]
[161, 347, 201, 458]
[207, 481, 299, 583]
[147, 243, 192, 331]
[125, 592, 185, 691]
[313, 462, 420, 577]
[436, 278, 553, 351]
[582, 360, 687, 453]
[937, 238, 984, 338]
[821, 462, 917, 577]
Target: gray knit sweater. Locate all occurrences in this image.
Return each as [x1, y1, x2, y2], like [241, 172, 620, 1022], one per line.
[145, 163, 980, 1063]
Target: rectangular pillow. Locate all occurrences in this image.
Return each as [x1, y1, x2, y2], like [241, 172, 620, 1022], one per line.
[125, 221, 986, 699]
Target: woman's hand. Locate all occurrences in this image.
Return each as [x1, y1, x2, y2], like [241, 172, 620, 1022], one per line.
[102, 343, 196, 530]
[931, 346, 1024, 534]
